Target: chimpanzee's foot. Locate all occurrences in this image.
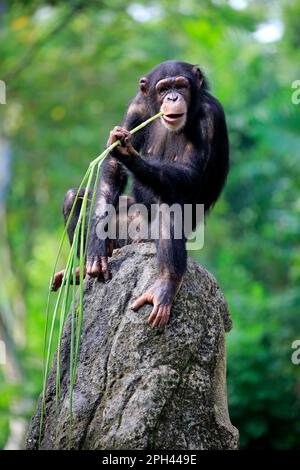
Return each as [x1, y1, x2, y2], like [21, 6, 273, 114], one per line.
[51, 266, 85, 291]
[86, 240, 114, 282]
[86, 256, 111, 282]
[130, 277, 183, 328]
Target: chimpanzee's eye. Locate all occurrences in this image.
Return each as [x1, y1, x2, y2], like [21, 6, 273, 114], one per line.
[176, 84, 186, 90]
[160, 87, 168, 94]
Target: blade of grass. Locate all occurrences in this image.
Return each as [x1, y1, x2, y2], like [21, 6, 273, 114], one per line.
[69, 159, 103, 421]
[55, 230, 79, 407]
[40, 167, 94, 442]
[69, 244, 79, 422]
[84, 154, 109, 260]
[54, 165, 96, 400]
[42, 167, 91, 381]
[72, 167, 95, 387]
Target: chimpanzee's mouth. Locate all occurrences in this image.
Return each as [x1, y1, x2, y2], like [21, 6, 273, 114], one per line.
[163, 113, 185, 124]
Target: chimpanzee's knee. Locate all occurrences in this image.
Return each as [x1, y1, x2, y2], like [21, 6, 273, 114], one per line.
[62, 188, 89, 248]
[63, 188, 85, 220]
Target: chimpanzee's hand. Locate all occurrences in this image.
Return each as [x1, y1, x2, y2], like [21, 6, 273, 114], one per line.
[107, 127, 139, 160]
[86, 237, 113, 282]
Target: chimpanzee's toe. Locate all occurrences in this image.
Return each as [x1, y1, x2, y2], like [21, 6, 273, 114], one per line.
[51, 270, 64, 291]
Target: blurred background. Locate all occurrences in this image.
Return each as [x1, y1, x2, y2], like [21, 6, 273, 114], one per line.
[0, 0, 300, 450]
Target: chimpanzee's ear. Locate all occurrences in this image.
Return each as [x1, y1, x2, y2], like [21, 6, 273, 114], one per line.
[192, 66, 204, 88]
[139, 77, 149, 95]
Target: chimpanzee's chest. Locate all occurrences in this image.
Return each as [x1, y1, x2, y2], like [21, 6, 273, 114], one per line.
[143, 134, 192, 163]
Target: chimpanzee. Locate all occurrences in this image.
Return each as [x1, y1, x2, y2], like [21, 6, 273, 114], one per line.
[52, 60, 229, 328]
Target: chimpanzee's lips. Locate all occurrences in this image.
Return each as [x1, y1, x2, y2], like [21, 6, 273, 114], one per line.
[163, 113, 185, 124]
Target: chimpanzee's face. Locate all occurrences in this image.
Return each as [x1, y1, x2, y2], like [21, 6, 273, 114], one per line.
[155, 76, 191, 132]
[139, 74, 191, 132]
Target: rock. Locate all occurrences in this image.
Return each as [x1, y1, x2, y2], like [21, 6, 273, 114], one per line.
[26, 242, 239, 450]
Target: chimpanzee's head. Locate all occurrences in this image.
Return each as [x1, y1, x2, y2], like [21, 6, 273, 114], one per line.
[139, 61, 207, 132]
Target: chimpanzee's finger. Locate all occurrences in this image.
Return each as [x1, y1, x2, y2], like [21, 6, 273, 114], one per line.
[131, 292, 152, 311]
[108, 130, 118, 144]
[112, 131, 127, 146]
[148, 305, 159, 326]
[158, 305, 171, 327]
[86, 256, 102, 276]
[124, 134, 132, 144]
[51, 270, 65, 291]
[150, 305, 164, 328]
[114, 126, 130, 136]
[107, 240, 114, 257]
[101, 257, 111, 282]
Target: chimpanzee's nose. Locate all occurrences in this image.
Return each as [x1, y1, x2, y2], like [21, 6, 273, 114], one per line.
[167, 93, 178, 102]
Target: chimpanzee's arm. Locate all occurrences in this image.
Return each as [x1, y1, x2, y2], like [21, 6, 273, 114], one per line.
[124, 158, 201, 203]
[113, 99, 229, 205]
[93, 93, 147, 212]
[86, 157, 128, 275]
[86, 96, 146, 274]
[111, 135, 206, 204]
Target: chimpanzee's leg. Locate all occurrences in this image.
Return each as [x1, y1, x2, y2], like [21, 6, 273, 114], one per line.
[51, 192, 140, 291]
[131, 205, 186, 327]
[63, 188, 89, 250]
[51, 188, 91, 291]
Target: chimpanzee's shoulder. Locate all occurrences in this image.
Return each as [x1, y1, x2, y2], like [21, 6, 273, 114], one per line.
[202, 93, 226, 118]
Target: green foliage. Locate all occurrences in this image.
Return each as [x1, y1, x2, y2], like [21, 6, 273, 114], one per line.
[0, 0, 300, 449]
